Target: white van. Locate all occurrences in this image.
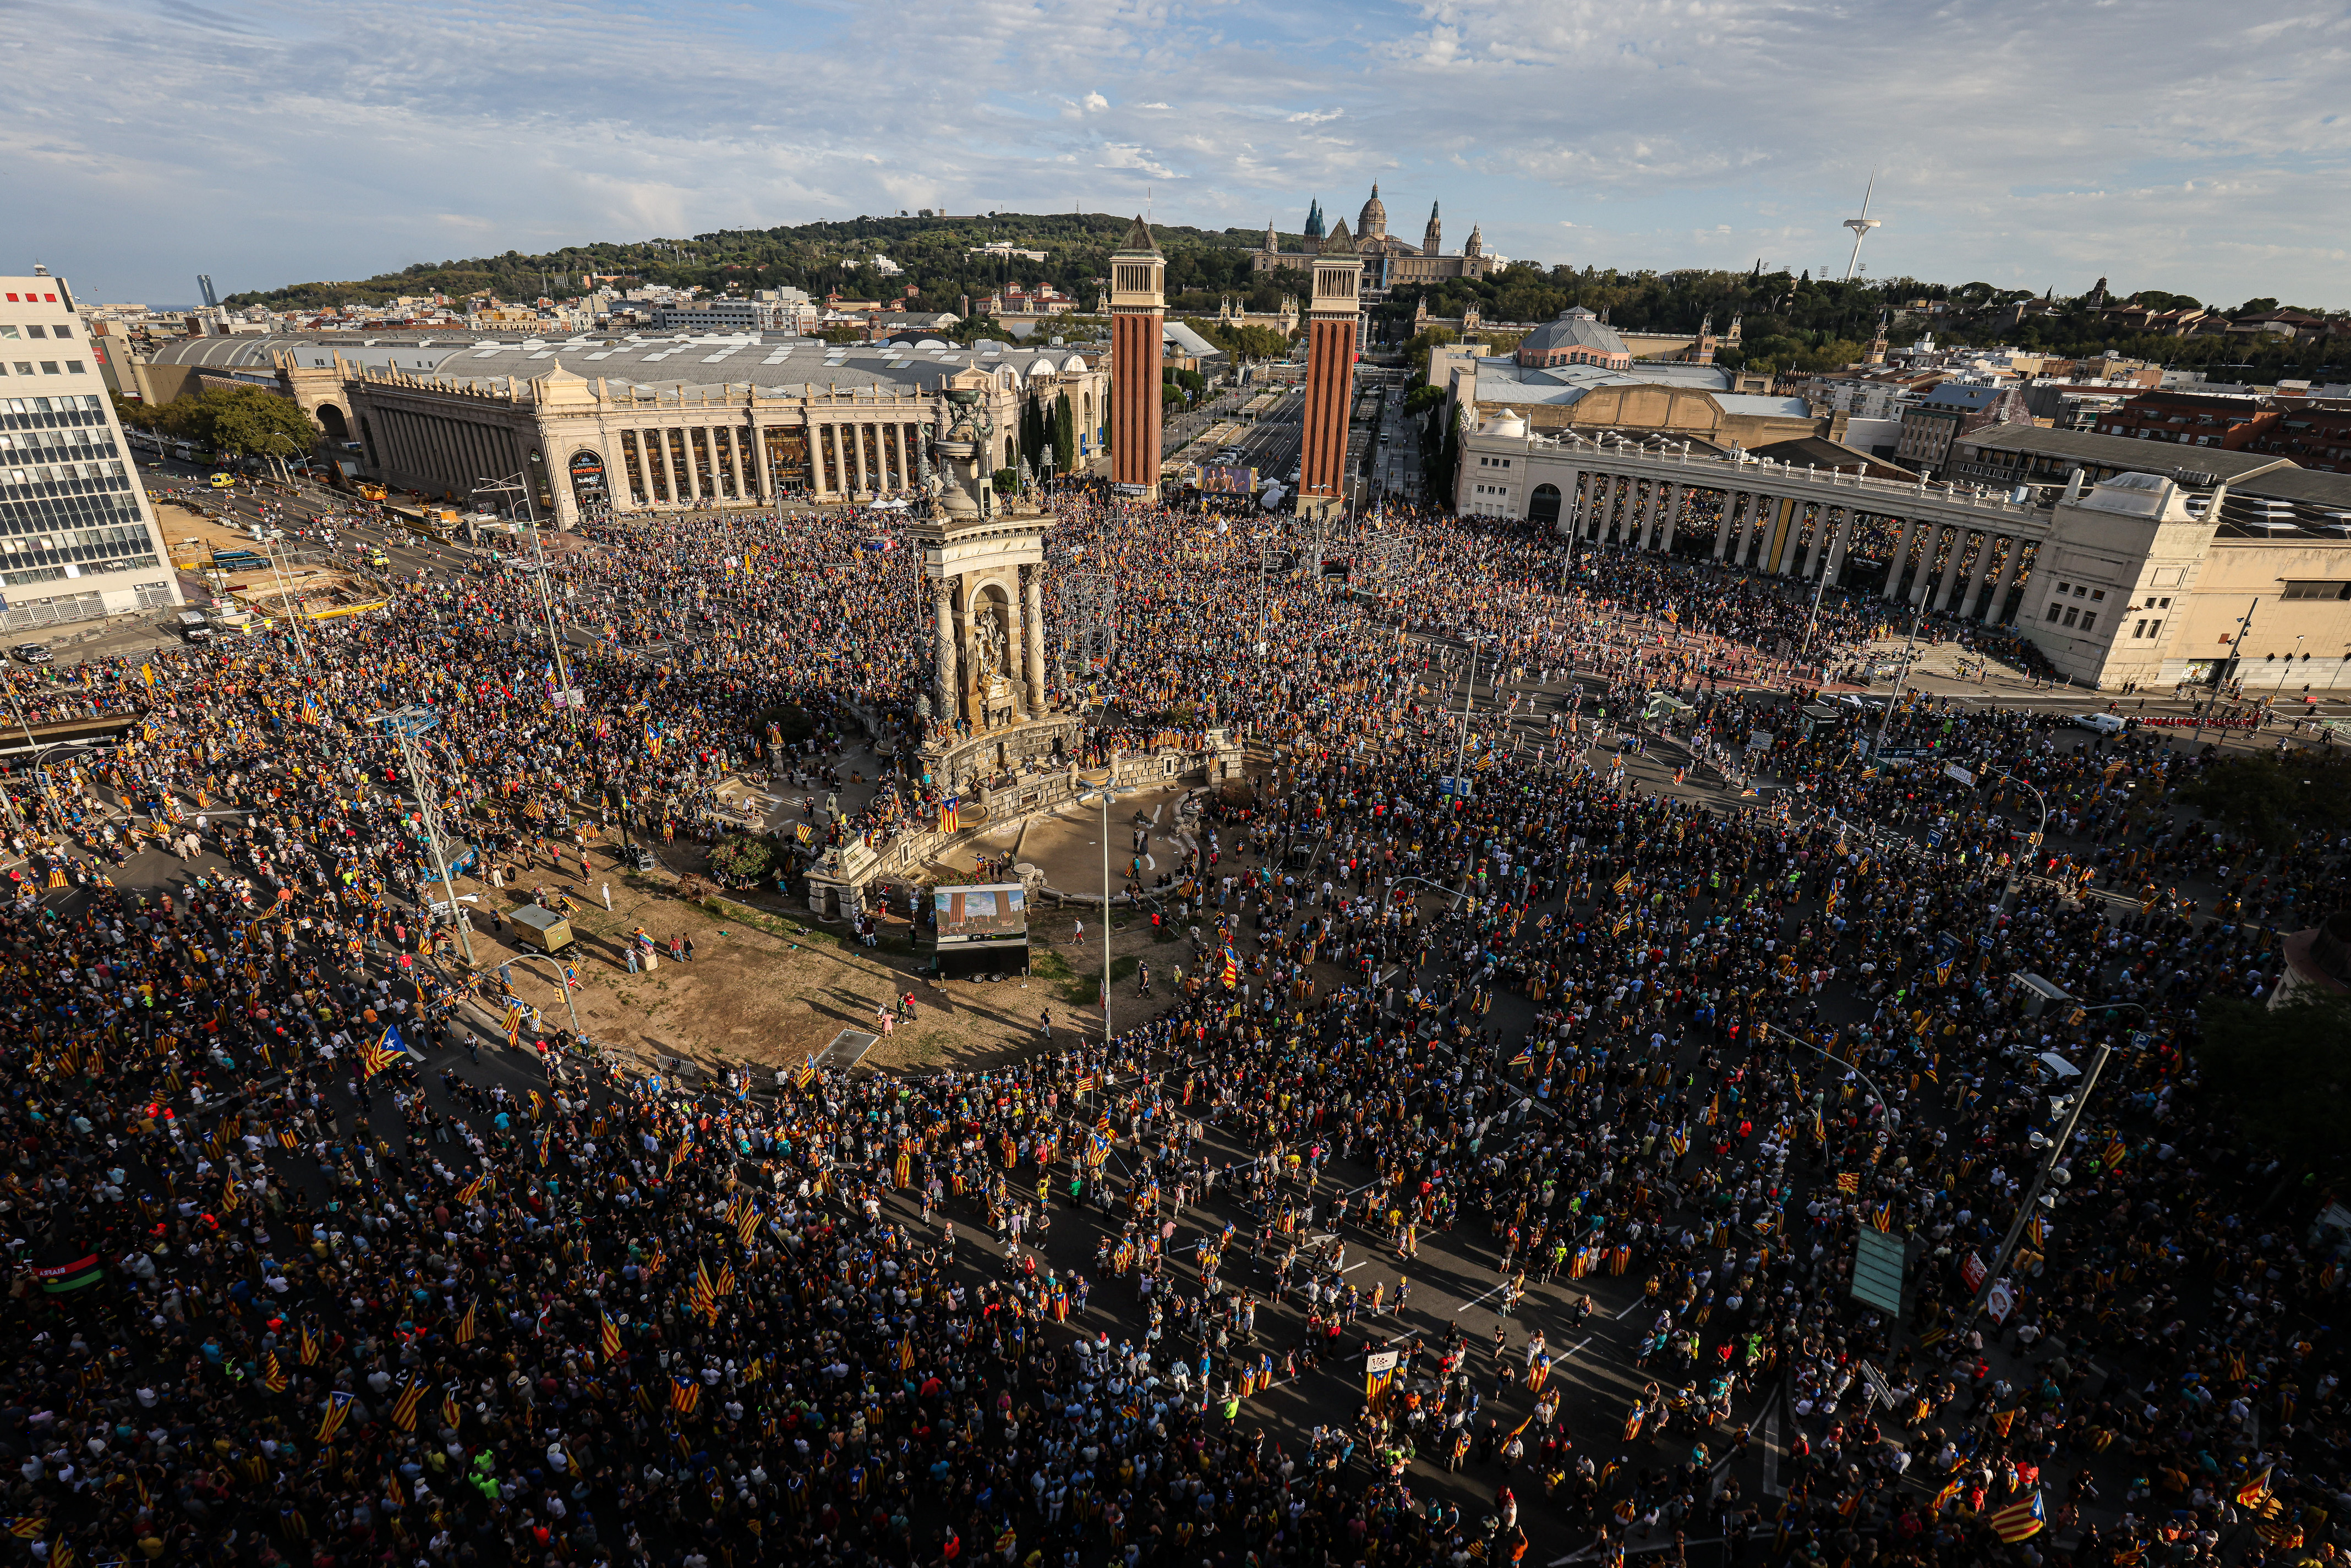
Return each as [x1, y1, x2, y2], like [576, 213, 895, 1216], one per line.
[2070, 712, 2125, 736]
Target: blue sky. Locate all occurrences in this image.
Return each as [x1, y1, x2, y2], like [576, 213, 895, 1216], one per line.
[10, 0, 2348, 310]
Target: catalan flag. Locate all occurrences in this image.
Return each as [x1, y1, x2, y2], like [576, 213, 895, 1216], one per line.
[1988, 1492, 2045, 1544]
[735, 1200, 762, 1248]
[669, 1375, 701, 1416]
[600, 1311, 622, 1362]
[457, 1174, 484, 1206]
[938, 797, 959, 833]
[5, 1519, 45, 1542]
[261, 1350, 287, 1393]
[316, 1390, 355, 1442]
[1220, 946, 1239, 989]
[688, 1260, 719, 1323]
[359, 1032, 403, 1080]
[454, 1300, 477, 1344]
[794, 1058, 818, 1090]
[390, 1375, 424, 1433]
[298, 1323, 320, 1366]
[1509, 1048, 1533, 1069]
[441, 1384, 464, 1430]
[2236, 1466, 2272, 1509]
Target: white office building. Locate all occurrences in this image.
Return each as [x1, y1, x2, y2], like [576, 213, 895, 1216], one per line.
[0, 271, 183, 630]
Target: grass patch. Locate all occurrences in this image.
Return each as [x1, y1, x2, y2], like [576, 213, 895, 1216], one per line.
[697, 895, 845, 951]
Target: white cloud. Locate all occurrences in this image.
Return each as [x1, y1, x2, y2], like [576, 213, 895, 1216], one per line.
[6, 0, 2345, 308]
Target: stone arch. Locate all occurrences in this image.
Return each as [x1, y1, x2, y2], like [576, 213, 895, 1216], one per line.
[314, 403, 351, 443]
[1528, 483, 1562, 528]
[566, 447, 609, 517]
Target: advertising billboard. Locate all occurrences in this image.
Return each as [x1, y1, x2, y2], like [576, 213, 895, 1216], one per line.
[933, 882, 1029, 946]
[1198, 465, 1257, 495]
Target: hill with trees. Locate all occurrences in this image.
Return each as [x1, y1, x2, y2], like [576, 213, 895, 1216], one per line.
[221, 210, 2344, 381]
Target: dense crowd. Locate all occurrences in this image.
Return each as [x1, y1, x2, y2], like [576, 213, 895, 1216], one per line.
[0, 483, 2345, 1568]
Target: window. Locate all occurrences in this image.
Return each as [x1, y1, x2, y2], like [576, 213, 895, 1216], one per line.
[2047, 603, 2064, 622]
[38, 363, 56, 376]
[2134, 619, 2149, 638]
[23, 326, 42, 340]
[2279, 581, 2351, 600]
[2089, 589, 2104, 602]
[2062, 606, 2079, 626]
[0, 327, 14, 340]
[2079, 613, 2095, 632]
[2055, 580, 2070, 595]
[51, 325, 69, 339]
[2158, 596, 2170, 608]
[63, 362, 81, 376]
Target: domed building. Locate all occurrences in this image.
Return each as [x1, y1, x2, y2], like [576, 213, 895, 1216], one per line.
[1254, 183, 1498, 287]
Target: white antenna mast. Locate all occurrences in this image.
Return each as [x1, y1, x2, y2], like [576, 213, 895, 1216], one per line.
[1841, 173, 1882, 282]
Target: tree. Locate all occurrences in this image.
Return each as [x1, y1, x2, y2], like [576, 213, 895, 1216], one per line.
[707, 832, 775, 887]
[155, 387, 321, 464]
[1051, 391, 1075, 474]
[813, 324, 865, 345]
[2193, 994, 2351, 1180]
[1404, 326, 1457, 377]
[2176, 750, 2351, 849]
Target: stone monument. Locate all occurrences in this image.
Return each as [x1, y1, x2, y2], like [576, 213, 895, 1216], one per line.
[913, 390, 1084, 797]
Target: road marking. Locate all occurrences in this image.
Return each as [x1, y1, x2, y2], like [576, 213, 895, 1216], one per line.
[1615, 1298, 1647, 1320]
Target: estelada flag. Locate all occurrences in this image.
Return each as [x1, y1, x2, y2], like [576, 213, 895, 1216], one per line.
[1988, 1492, 2045, 1543]
[315, 1390, 354, 1442]
[669, 1375, 701, 1415]
[600, 1311, 622, 1361]
[298, 1323, 320, 1366]
[2237, 1467, 2273, 1509]
[359, 1033, 403, 1079]
[441, 1384, 464, 1430]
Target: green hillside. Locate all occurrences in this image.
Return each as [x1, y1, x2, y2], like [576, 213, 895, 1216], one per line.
[220, 212, 1315, 317]
[222, 210, 2346, 378]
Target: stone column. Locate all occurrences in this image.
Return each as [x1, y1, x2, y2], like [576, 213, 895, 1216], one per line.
[932, 581, 957, 730]
[1024, 566, 1048, 714]
[1781, 502, 1813, 575]
[1731, 493, 1760, 568]
[1711, 489, 1736, 560]
[1983, 535, 2025, 623]
[1880, 517, 1920, 599]
[653, 427, 678, 507]
[1634, 483, 1659, 551]
[1908, 523, 1945, 607]
[1951, 531, 1995, 617]
[1929, 529, 1974, 612]
[827, 425, 848, 498]
[1822, 508, 1859, 587]
[1655, 484, 1682, 553]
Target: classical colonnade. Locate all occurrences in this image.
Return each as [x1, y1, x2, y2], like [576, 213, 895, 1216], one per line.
[1540, 452, 2051, 626]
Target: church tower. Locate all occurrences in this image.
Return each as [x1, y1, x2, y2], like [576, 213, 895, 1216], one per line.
[1726, 311, 1743, 348]
[1422, 201, 1441, 257]
[1303, 198, 1325, 245]
[1298, 218, 1362, 520]
[1108, 216, 1165, 495]
[1865, 309, 1889, 366]
[1357, 184, 1388, 242]
[1694, 312, 1716, 365]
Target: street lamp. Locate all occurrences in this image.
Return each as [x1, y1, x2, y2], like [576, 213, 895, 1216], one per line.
[473, 473, 575, 716]
[2274, 634, 2306, 702]
[369, 705, 476, 967]
[496, 950, 587, 1050]
[1075, 771, 1134, 1046]
[1956, 1027, 2115, 1340]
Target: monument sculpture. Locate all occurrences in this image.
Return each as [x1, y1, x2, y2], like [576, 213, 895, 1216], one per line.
[911, 387, 1082, 796]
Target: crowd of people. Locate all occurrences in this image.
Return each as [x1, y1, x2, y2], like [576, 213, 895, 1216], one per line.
[0, 479, 2344, 1568]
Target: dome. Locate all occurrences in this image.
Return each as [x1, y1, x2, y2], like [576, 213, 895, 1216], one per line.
[1357, 183, 1387, 239]
[1480, 407, 1528, 438]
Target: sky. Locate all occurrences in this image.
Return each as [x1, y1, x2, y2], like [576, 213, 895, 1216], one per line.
[9, 0, 2349, 310]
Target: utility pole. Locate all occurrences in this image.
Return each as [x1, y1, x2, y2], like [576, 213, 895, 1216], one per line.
[1958, 1040, 2110, 1339]
[371, 705, 476, 967]
[1869, 602, 1923, 762]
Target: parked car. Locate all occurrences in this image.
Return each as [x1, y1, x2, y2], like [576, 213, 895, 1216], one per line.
[10, 643, 52, 665]
[2070, 712, 2126, 735]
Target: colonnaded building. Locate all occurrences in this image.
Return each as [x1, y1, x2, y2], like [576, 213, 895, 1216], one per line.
[1454, 408, 2351, 692]
[134, 333, 1112, 530]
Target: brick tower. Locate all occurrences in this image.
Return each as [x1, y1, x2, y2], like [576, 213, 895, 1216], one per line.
[1108, 216, 1164, 495]
[1297, 217, 1361, 519]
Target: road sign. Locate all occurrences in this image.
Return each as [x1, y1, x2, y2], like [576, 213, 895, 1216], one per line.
[1857, 1359, 1895, 1410]
[1850, 1227, 1907, 1315]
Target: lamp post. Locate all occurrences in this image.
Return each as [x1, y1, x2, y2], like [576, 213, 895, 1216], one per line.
[1958, 1035, 2113, 1340]
[2273, 634, 2306, 704]
[473, 473, 575, 717]
[1076, 772, 1133, 1046]
[497, 950, 586, 1047]
[369, 705, 476, 967]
